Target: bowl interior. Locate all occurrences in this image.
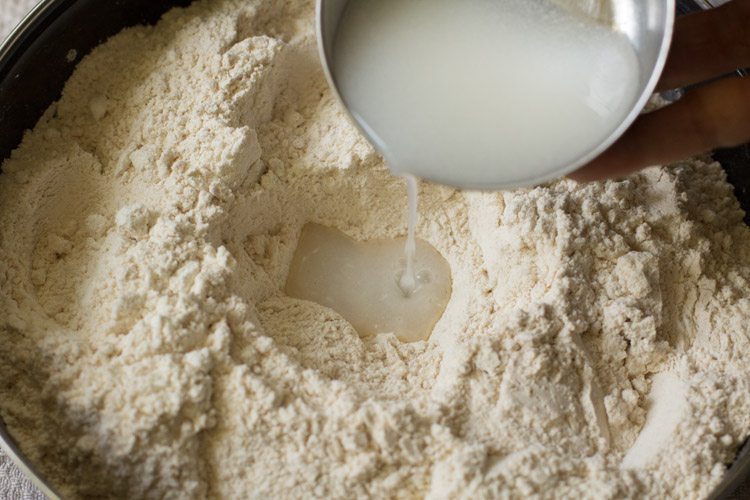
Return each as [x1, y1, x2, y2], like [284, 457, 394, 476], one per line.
[0, 0, 749, 498]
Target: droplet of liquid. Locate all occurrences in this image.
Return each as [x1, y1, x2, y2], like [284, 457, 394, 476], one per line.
[397, 269, 417, 297]
[285, 224, 452, 343]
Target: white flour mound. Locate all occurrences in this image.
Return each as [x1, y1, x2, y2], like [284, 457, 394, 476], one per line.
[1, 0, 750, 498]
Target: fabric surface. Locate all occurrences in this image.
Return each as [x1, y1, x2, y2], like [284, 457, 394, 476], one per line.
[1, 3, 46, 498]
[0, 0, 35, 39]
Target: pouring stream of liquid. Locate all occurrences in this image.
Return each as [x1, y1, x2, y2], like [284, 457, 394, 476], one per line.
[398, 175, 418, 296]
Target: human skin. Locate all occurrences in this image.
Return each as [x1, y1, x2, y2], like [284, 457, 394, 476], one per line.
[570, 0, 750, 182]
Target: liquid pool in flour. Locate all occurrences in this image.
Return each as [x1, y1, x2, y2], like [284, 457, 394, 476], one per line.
[333, 0, 641, 187]
[285, 221, 452, 343]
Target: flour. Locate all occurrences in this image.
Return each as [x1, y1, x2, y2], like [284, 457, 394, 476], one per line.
[0, 0, 750, 498]
[622, 372, 688, 469]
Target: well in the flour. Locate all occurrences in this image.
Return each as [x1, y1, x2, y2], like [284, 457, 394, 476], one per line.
[285, 223, 452, 343]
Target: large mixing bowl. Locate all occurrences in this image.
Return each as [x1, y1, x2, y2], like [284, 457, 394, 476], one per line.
[0, 0, 748, 498]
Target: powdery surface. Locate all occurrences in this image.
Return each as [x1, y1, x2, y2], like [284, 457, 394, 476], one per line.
[0, 1, 749, 498]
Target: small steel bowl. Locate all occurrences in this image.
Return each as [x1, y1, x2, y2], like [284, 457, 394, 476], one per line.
[317, 0, 676, 189]
[0, 1, 749, 498]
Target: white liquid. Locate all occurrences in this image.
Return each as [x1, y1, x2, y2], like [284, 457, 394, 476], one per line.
[285, 224, 452, 343]
[333, 0, 641, 187]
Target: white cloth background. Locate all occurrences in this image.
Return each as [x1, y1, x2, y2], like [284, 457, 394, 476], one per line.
[1, 3, 48, 499]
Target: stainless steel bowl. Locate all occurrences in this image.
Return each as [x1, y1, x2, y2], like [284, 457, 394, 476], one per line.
[317, 0, 676, 189]
[0, 1, 749, 498]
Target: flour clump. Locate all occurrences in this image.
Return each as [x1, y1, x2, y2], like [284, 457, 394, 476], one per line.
[0, 1, 749, 499]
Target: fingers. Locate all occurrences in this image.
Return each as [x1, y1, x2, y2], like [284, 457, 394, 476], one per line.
[569, 76, 750, 183]
[658, 0, 750, 91]
[570, 1, 750, 183]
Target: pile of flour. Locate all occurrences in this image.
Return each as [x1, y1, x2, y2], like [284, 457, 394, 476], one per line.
[1, 0, 749, 498]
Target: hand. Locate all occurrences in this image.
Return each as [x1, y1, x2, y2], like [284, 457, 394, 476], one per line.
[569, 0, 750, 183]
